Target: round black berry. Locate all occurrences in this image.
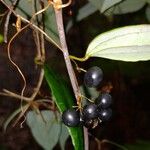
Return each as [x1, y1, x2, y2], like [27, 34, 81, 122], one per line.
[96, 93, 112, 108]
[84, 66, 103, 87]
[82, 104, 98, 120]
[62, 109, 80, 127]
[98, 108, 112, 121]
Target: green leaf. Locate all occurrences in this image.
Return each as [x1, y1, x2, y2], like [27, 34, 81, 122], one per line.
[4, 0, 34, 18]
[107, 0, 146, 15]
[0, 34, 4, 43]
[44, 65, 74, 111]
[85, 25, 150, 62]
[26, 110, 60, 150]
[44, 65, 84, 150]
[125, 140, 150, 150]
[146, 0, 150, 4]
[88, 0, 104, 11]
[44, 6, 60, 46]
[101, 0, 122, 13]
[146, 5, 150, 22]
[59, 124, 69, 150]
[77, 2, 98, 21]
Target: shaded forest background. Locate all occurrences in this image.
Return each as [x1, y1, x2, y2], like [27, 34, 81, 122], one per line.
[0, 1, 150, 150]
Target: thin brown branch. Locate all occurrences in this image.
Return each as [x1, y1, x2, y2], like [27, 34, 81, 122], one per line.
[54, 2, 80, 102]
[53, 1, 89, 150]
[4, 0, 19, 43]
[30, 69, 44, 100]
[33, 30, 42, 59]
[83, 127, 89, 150]
[0, 89, 30, 102]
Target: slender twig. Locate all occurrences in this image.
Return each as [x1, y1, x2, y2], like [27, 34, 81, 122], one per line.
[83, 127, 89, 150]
[4, 0, 19, 43]
[30, 0, 45, 100]
[33, 30, 42, 59]
[54, 2, 80, 102]
[1, 0, 62, 50]
[102, 139, 128, 150]
[53, 1, 89, 150]
[1, 89, 30, 101]
[0, 0, 46, 103]
[30, 69, 44, 100]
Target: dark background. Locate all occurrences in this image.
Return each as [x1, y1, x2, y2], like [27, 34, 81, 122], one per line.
[0, 1, 150, 150]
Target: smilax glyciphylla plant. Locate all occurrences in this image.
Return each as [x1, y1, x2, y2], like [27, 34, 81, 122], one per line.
[62, 66, 113, 128]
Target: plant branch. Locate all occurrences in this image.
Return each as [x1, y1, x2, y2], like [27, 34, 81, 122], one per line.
[54, 2, 80, 103]
[4, 0, 19, 43]
[53, 1, 89, 150]
[0, 89, 30, 102]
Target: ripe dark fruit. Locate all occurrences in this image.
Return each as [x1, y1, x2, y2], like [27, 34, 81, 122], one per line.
[96, 93, 112, 108]
[82, 104, 98, 120]
[98, 108, 112, 121]
[62, 109, 80, 127]
[84, 66, 103, 87]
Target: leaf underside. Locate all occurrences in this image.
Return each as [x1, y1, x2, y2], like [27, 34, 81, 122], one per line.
[86, 25, 150, 62]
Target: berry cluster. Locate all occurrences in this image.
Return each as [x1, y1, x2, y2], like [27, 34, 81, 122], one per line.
[62, 66, 112, 128]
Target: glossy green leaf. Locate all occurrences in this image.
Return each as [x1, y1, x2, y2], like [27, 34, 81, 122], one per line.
[101, 0, 122, 13]
[26, 111, 60, 150]
[0, 34, 4, 43]
[44, 65, 74, 111]
[86, 25, 150, 62]
[44, 65, 84, 150]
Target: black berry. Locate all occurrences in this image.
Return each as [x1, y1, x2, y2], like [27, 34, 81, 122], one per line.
[62, 109, 80, 127]
[84, 66, 103, 87]
[82, 104, 98, 120]
[98, 108, 112, 121]
[96, 93, 112, 108]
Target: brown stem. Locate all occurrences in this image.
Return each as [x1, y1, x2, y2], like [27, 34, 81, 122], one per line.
[53, 1, 89, 150]
[83, 127, 89, 150]
[54, 6, 80, 102]
[4, 0, 19, 43]
[1, 89, 30, 101]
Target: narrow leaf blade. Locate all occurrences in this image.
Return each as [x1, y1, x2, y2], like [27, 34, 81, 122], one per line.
[44, 65, 84, 150]
[86, 25, 150, 62]
[0, 34, 4, 43]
